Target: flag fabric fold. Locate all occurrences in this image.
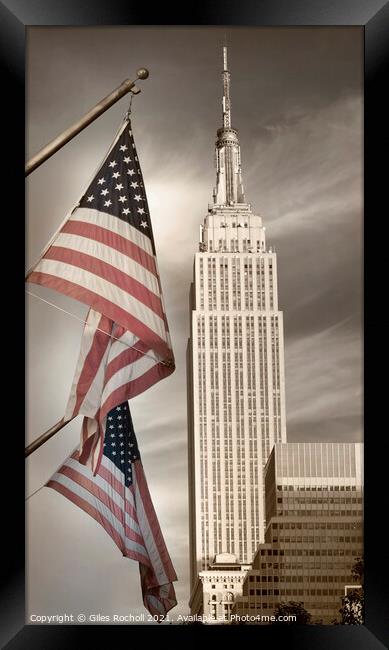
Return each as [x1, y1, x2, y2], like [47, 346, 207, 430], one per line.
[47, 401, 177, 619]
[27, 118, 175, 473]
[62, 307, 173, 473]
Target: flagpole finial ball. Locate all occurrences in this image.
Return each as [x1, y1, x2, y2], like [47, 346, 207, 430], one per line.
[137, 68, 149, 80]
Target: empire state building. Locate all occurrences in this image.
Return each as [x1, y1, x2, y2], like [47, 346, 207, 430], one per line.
[187, 48, 287, 619]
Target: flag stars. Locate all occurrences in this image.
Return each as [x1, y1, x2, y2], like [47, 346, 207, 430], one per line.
[111, 442, 116, 447]
[118, 424, 123, 428]
[109, 160, 117, 168]
[134, 194, 142, 202]
[137, 207, 145, 215]
[97, 178, 106, 185]
[110, 433, 115, 437]
[112, 171, 120, 179]
[122, 208, 130, 216]
[123, 156, 131, 164]
[104, 200, 112, 207]
[140, 220, 148, 229]
[130, 181, 139, 189]
[112, 451, 117, 455]
[86, 195, 94, 202]
[119, 433, 123, 438]
[117, 416, 122, 420]
[127, 169, 135, 176]
[115, 183, 124, 191]
[109, 425, 114, 429]
[120, 144, 128, 152]
[101, 188, 109, 196]
[118, 196, 127, 203]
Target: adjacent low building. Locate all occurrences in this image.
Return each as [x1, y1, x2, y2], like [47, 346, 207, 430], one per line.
[232, 442, 363, 624]
[189, 553, 251, 623]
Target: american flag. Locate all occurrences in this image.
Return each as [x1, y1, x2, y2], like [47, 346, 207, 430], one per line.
[26, 119, 175, 473]
[47, 401, 177, 618]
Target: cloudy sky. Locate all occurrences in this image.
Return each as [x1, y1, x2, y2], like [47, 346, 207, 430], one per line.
[26, 26, 362, 623]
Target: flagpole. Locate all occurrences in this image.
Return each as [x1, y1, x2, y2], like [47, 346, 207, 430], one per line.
[25, 417, 75, 458]
[25, 68, 149, 176]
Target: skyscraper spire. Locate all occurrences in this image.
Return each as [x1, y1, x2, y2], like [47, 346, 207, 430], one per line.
[213, 46, 245, 206]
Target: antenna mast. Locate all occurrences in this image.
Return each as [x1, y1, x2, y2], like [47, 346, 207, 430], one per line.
[222, 46, 231, 128]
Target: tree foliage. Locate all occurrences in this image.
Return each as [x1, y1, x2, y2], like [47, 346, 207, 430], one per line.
[338, 556, 364, 625]
[272, 601, 312, 624]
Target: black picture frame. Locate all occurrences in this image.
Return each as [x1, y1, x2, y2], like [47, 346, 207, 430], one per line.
[3, 1, 388, 647]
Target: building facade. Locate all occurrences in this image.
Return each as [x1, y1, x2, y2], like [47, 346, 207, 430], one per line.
[189, 554, 251, 623]
[187, 47, 287, 614]
[232, 443, 364, 624]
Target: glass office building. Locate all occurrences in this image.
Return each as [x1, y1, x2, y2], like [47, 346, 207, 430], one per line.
[233, 442, 364, 623]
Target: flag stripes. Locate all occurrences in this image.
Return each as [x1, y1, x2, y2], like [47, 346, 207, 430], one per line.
[29, 261, 168, 354]
[47, 402, 177, 619]
[26, 122, 175, 472]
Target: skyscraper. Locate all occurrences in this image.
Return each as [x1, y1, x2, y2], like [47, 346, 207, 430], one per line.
[187, 47, 287, 617]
